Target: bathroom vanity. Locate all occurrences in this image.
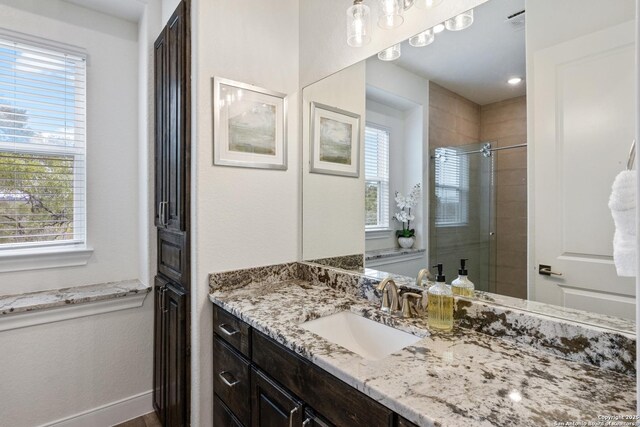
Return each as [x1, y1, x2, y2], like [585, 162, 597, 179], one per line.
[209, 262, 636, 427]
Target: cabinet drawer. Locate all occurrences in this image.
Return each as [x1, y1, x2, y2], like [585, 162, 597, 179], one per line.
[214, 337, 251, 427]
[252, 330, 393, 427]
[214, 305, 251, 357]
[214, 394, 244, 427]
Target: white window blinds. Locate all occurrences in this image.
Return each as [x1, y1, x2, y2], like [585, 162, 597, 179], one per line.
[0, 33, 86, 249]
[434, 147, 469, 226]
[365, 124, 390, 229]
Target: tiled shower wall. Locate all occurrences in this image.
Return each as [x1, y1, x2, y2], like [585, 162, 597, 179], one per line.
[428, 81, 527, 298]
[480, 96, 527, 299]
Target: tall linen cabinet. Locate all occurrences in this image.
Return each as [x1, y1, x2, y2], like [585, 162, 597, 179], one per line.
[153, 1, 191, 426]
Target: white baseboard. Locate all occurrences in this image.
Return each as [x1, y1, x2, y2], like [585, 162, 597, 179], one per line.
[40, 390, 153, 427]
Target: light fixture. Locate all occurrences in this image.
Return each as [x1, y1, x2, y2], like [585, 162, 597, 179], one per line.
[402, 0, 415, 10]
[414, 0, 443, 9]
[445, 9, 474, 31]
[409, 28, 435, 47]
[508, 77, 523, 85]
[378, 0, 404, 29]
[433, 23, 445, 33]
[378, 43, 401, 61]
[346, 0, 371, 47]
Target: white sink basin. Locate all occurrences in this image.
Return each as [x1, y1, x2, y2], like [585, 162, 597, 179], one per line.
[300, 311, 421, 360]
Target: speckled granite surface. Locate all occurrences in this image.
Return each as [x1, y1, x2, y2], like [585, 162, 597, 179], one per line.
[306, 254, 364, 271]
[209, 262, 636, 376]
[365, 247, 426, 261]
[0, 279, 150, 316]
[209, 278, 636, 427]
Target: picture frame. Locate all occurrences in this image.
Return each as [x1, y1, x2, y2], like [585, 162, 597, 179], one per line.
[309, 102, 360, 177]
[213, 77, 287, 170]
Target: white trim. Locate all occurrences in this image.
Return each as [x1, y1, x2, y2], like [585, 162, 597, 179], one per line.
[39, 390, 153, 427]
[0, 291, 148, 332]
[0, 246, 93, 272]
[366, 252, 425, 267]
[365, 229, 394, 240]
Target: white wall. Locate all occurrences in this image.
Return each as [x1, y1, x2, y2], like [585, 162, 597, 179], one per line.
[302, 62, 367, 260]
[365, 100, 406, 251]
[161, 0, 181, 24]
[299, 0, 488, 87]
[0, 0, 153, 426]
[366, 59, 429, 252]
[190, 0, 300, 425]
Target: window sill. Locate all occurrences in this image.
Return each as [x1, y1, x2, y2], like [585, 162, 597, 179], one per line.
[0, 279, 150, 332]
[0, 246, 94, 273]
[365, 229, 394, 240]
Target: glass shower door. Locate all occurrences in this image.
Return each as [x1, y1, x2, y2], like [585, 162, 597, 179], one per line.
[429, 143, 495, 292]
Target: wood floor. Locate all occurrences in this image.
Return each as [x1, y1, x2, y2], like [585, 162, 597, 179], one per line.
[113, 412, 161, 427]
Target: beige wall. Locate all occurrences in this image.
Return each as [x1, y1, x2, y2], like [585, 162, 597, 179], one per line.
[428, 82, 480, 148]
[302, 62, 366, 260]
[480, 96, 527, 298]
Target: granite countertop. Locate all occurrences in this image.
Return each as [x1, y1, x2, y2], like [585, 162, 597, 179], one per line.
[209, 278, 636, 427]
[365, 247, 426, 261]
[0, 279, 150, 316]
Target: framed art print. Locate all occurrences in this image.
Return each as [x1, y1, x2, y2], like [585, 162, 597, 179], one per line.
[213, 77, 287, 170]
[309, 102, 360, 177]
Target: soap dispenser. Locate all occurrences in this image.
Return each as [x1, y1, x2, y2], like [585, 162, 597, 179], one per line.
[427, 264, 454, 332]
[452, 259, 475, 297]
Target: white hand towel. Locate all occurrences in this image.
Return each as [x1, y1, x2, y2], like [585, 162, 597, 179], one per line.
[608, 170, 636, 277]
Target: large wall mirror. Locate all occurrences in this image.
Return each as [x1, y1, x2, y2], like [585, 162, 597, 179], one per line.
[301, 0, 637, 326]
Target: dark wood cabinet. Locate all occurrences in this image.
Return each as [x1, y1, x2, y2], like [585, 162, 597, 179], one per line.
[153, 1, 190, 426]
[154, 277, 189, 427]
[212, 305, 419, 427]
[251, 368, 303, 427]
[155, 0, 189, 233]
[165, 283, 188, 426]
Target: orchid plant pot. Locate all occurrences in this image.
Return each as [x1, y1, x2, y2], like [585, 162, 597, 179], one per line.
[398, 236, 415, 249]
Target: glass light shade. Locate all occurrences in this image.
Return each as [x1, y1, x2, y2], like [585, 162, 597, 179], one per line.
[378, 43, 401, 61]
[433, 23, 445, 33]
[378, 0, 404, 29]
[409, 28, 435, 47]
[414, 0, 443, 9]
[445, 9, 474, 31]
[346, 3, 372, 47]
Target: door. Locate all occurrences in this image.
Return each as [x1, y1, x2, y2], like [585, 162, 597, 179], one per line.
[532, 20, 636, 318]
[251, 368, 303, 427]
[154, 30, 167, 228]
[165, 1, 187, 232]
[165, 283, 188, 427]
[153, 276, 168, 418]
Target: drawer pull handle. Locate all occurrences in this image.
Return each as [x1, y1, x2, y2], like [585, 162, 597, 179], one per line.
[218, 371, 239, 387]
[218, 323, 239, 336]
[302, 418, 311, 427]
[289, 407, 299, 427]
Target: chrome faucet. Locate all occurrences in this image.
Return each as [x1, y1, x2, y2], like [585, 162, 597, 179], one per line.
[415, 268, 431, 287]
[376, 278, 400, 313]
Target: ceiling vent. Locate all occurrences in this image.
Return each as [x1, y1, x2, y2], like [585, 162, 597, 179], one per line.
[506, 10, 525, 31]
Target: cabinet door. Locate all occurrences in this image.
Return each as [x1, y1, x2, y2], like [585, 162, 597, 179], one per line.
[165, 283, 188, 427]
[165, 0, 188, 232]
[214, 394, 244, 427]
[153, 276, 169, 420]
[154, 27, 167, 228]
[251, 368, 303, 427]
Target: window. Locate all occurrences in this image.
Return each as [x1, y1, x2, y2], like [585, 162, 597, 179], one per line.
[0, 32, 86, 250]
[364, 124, 390, 229]
[434, 147, 469, 226]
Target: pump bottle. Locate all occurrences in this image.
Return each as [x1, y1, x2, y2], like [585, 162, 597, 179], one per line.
[427, 264, 454, 331]
[452, 259, 475, 297]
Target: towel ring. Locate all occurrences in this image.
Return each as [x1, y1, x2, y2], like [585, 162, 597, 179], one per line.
[627, 140, 636, 171]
